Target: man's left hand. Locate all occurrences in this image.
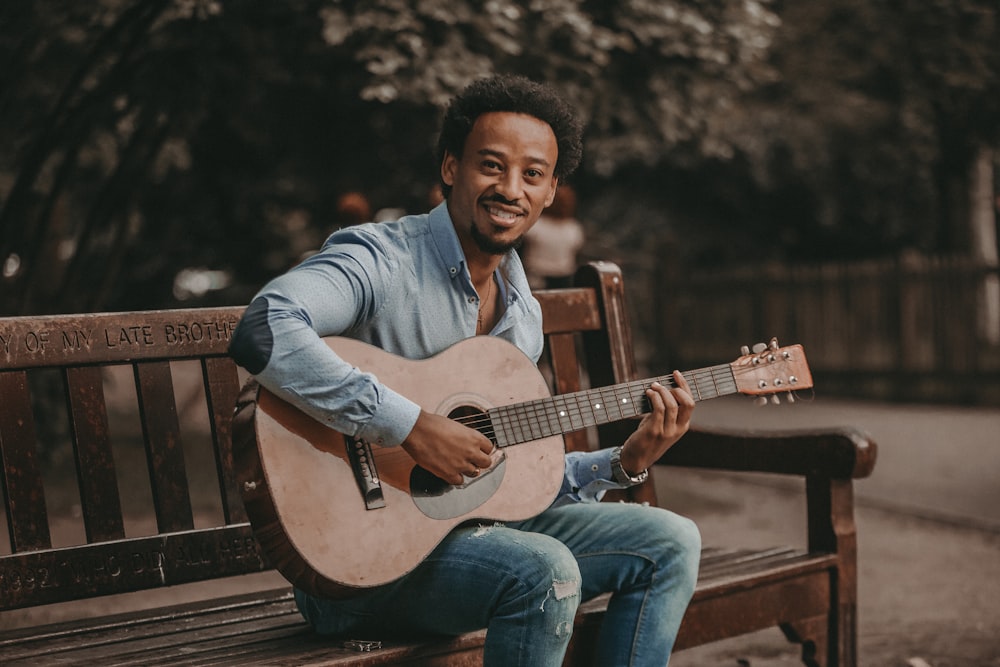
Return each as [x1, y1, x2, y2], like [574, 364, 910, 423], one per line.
[619, 371, 695, 476]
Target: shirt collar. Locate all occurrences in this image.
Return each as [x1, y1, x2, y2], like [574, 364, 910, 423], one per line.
[428, 202, 467, 282]
[427, 201, 528, 311]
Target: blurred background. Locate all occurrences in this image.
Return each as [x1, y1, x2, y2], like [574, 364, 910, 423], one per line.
[2, 0, 998, 405]
[2, 3, 1000, 664]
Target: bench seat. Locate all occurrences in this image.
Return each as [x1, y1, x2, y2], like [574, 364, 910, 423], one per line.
[1, 546, 837, 666]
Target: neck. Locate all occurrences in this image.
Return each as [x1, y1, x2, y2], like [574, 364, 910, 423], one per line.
[454, 225, 503, 286]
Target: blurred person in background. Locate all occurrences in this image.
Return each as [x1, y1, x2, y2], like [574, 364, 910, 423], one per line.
[521, 183, 585, 289]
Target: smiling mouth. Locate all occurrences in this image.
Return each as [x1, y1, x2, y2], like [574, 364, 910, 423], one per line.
[483, 203, 523, 226]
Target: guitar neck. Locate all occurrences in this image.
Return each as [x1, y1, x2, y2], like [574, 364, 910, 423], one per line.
[487, 363, 736, 448]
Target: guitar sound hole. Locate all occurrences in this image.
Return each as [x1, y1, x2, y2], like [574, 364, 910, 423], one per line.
[447, 405, 485, 424]
[409, 405, 505, 520]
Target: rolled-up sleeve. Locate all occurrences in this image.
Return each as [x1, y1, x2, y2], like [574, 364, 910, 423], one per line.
[551, 448, 632, 507]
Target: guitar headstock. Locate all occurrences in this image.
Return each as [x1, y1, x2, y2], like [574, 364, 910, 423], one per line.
[731, 338, 813, 403]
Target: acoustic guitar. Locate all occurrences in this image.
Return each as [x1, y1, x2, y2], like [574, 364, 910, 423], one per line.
[233, 335, 812, 598]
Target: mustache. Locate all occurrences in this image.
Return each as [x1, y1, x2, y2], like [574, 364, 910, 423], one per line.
[481, 193, 527, 214]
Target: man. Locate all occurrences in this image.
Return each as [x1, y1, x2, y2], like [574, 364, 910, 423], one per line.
[229, 74, 700, 666]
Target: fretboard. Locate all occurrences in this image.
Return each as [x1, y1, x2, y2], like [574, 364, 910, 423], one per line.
[488, 363, 737, 447]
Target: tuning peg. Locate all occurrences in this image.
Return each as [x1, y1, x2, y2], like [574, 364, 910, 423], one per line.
[752, 342, 767, 354]
[754, 396, 768, 407]
[786, 393, 795, 404]
[740, 345, 750, 356]
[771, 395, 780, 405]
[769, 338, 779, 350]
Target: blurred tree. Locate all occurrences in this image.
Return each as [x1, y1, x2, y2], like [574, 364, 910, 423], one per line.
[693, 0, 1000, 261]
[0, 0, 996, 316]
[0, 0, 780, 314]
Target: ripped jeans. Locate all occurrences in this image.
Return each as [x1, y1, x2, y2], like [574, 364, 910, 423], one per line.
[295, 502, 701, 666]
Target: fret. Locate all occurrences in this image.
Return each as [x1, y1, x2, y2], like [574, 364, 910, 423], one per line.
[513, 402, 531, 443]
[709, 369, 721, 399]
[596, 386, 617, 423]
[492, 414, 510, 447]
[504, 404, 523, 445]
[691, 375, 706, 401]
[553, 396, 574, 433]
[558, 395, 577, 434]
[572, 393, 591, 430]
[627, 384, 646, 417]
[491, 406, 508, 446]
[610, 385, 634, 420]
[525, 400, 544, 441]
[541, 397, 560, 439]
[606, 387, 629, 421]
[586, 392, 603, 428]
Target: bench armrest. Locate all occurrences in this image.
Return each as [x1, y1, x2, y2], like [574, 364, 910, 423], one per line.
[657, 425, 877, 480]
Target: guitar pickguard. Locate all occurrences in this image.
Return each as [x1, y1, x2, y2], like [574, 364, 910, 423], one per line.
[410, 447, 507, 520]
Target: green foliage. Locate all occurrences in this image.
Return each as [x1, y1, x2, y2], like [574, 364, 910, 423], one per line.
[711, 0, 1000, 258]
[0, 0, 996, 315]
[315, 0, 781, 173]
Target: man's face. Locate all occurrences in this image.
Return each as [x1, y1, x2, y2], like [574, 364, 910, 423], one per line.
[442, 112, 559, 256]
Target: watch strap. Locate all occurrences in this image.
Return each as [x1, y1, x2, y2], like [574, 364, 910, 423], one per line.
[609, 446, 649, 487]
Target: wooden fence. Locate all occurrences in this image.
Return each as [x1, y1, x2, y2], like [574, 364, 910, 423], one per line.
[652, 254, 1000, 405]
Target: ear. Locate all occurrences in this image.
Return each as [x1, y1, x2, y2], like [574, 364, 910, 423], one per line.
[544, 177, 560, 208]
[441, 151, 458, 189]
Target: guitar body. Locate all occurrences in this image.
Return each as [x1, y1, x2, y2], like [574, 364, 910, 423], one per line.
[234, 336, 566, 598]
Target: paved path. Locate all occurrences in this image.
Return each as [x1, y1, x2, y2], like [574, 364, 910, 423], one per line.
[665, 395, 1000, 667]
[693, 395, 1000, 531]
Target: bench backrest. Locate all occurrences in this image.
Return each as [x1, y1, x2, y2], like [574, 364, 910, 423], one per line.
[0, 261, 644, 611]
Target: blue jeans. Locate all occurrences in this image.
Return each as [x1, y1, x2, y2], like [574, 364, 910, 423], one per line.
[295, 501, 701, 666]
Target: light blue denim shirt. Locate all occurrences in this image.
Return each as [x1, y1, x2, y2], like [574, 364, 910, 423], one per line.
[230, 202, 624, 505]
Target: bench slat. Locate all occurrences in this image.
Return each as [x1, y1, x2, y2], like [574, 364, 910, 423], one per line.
[201, 357, 248, 524]
[0, 370, 52, 552]
[1, 585, 480, 666]
[3, 547, 839, 666]
[134, 361, 195, 532]
[0, 525, 271, 610]
[5, 599, 305, 666]
[0, 308, 245, 369]
[65, 365, 126, 542]
[677, 567, 833, 650]
[534, 288, 601, 334]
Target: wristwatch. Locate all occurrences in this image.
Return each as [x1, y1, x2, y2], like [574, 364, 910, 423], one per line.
[609, 446, 649, 487]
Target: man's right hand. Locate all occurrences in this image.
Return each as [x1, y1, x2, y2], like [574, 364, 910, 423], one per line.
[400, 410, 496, 485]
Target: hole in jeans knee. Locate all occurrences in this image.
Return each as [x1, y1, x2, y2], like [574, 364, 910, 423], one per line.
[552, 578, 578, 601]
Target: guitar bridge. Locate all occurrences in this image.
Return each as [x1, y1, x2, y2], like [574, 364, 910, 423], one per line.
[346, 436, 385, 510]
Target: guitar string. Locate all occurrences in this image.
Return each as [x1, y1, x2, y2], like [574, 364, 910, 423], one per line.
[449, 364, 740, 444]
[369, 360, 798, 454]
[422, 357, 778, 441]
[458, 358, 801, 441]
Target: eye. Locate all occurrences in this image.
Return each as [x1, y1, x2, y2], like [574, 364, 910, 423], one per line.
[481, 159, 503, 172]
[525, 168, 544, 179]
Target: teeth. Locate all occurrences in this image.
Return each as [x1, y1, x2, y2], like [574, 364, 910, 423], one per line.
[487, 206, 517, 220]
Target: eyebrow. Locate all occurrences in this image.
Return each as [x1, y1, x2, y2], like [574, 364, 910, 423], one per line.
[477, 148, 552, 169]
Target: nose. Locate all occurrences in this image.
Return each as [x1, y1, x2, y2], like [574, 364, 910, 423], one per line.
[494, 170, 524, 202]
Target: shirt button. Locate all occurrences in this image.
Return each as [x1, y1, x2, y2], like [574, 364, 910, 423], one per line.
[449, 267, 457, 275]
[468, 296, 476, 304]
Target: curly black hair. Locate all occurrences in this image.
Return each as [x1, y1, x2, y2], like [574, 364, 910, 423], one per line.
[436, 74, 583, 197]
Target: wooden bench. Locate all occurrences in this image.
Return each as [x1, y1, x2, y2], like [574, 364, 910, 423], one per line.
[0, 261, 876, 666]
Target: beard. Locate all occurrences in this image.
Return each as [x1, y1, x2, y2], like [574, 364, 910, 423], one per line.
[469, 222, 524, 256]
